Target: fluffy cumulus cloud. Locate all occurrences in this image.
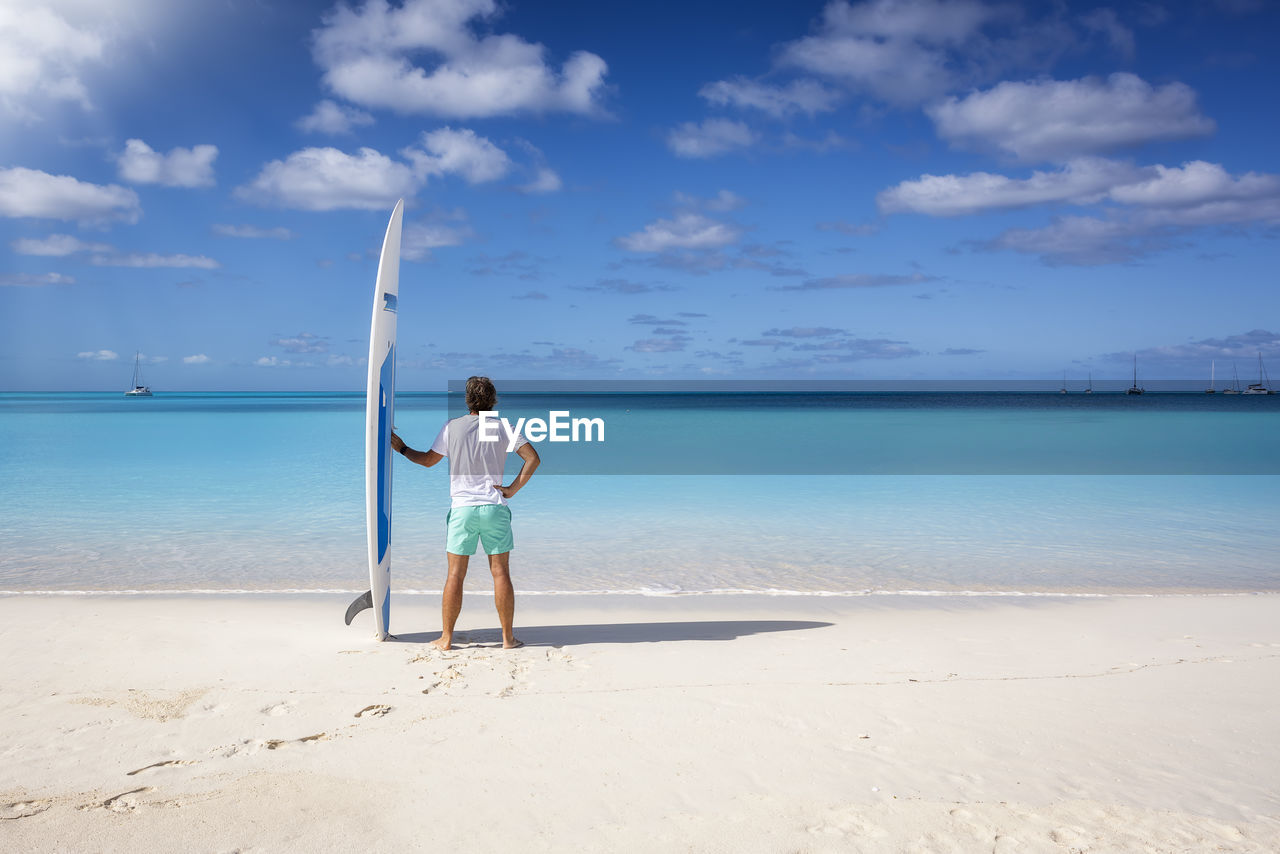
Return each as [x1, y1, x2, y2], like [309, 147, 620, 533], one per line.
[183, 353, 211, 364]
[403, 127, 511, 183]
[927, 74, 1215, 161]
[311, 0, 608, 119]
[0, 4, 103, 118]
[698, 77, 840, 118]
[237, 146, 419, 211]
[778, 0, 1006, 105]
[616, 213, 741, 253]
[0, 166, 140, 224]
[117, 139, 218, 188]
[296, 99, 375, 134]
[77, 349, 118, 361]
[877, 158, 1140, 216]
[666, 119, 756, 158]
[883, 155, 1280, 264]
[240, 130, 512, 210]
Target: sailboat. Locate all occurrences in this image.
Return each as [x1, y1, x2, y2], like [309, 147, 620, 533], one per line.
[1059, 371, 1068, 394]
[1223, 363, 1242, 394]
[124, 352, 152, 397]
[1206, 360, 1216, 394]
[1084, 372, 1093, 393]
[1126, 354, 1144, 395]
[1243, 352, 1274, 394]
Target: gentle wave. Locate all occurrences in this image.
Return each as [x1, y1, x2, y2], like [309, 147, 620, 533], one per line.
[1, 587, 1273, 598]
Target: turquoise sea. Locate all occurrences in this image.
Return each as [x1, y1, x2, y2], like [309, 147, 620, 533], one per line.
[1, 391, 1278, 596]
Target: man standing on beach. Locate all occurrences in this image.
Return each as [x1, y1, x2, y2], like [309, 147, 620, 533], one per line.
[391, 376, 540, 651]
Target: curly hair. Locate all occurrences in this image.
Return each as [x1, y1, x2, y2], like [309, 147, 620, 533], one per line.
[465, 376, 497, 413]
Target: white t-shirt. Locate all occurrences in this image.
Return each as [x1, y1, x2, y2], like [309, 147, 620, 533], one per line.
[430, 414, 529, 507]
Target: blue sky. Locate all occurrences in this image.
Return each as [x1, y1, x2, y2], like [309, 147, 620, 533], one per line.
[1, 0, 1277, 391]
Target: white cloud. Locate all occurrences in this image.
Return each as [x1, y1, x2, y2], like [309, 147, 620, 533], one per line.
[402, 220, 473, 260]
[0, 166, 140, 224]
[117, 139, 218, 188]
[698, 77, 840, 118]
[311, 0, 608, 119]
[927, 74, 1215, 162]
[77, 349, 118, 361]
[296, 99, 374, 134]
[0, 271, 74, 287]
[666, 119, 756, 158]
[11, 233, 112, 256]
[91, 252, 219, 269]
[403, 127, 510, 183]
[778, 0, 1002, 105]
[616, 213, 741, 253]
[212, 224, 295, 240]
[183, 353, 210, 364]
[237, 146, 419, 211]
[518, 167, 562, 194]
[0, 4, 103, 118]
[1109, 161, 1280, 223]
[877, 158, 1140, 216]
[884, 155, 1280, 264]
[980, 163, 1280, 264]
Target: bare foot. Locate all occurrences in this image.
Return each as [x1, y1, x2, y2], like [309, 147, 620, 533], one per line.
[430, 636, 452, 651]
[503, 638, 523, 649]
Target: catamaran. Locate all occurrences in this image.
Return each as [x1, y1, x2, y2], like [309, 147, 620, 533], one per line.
[124, 352, 152, 397]
[1243, 352, 1273, 394]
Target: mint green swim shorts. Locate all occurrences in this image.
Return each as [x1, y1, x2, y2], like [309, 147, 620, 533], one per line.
[445, 504, 513, 556]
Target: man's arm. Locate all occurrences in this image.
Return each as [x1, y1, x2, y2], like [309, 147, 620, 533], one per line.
[493, 442, 540, 499]
[391, 432, 444, 468]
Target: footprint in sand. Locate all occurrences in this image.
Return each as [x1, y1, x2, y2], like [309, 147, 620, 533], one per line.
[265, 733, 328, 750]
[2, 800, 52, 821]
[82, 787, 154, 813]
[261, 701, 295, 717]
[355, 704, 391, 718]
[127, 759, 198, 776]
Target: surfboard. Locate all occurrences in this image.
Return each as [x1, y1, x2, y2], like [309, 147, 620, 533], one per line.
[346, 199, 403, 640]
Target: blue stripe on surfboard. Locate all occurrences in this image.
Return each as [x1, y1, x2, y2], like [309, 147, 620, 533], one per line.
[376, 343, 394, 564]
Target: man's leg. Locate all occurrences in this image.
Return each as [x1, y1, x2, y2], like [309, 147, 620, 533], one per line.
[434, 552, 469, 651]
[487, 551, 521, 649]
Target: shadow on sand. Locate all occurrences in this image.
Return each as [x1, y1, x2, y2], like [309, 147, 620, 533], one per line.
[389, 619, 833, 647]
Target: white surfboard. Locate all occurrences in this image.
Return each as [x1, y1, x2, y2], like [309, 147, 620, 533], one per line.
[346, 199, 403, 640]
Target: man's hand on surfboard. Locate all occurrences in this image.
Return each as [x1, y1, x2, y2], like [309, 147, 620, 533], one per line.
[390, 432, 406, 454]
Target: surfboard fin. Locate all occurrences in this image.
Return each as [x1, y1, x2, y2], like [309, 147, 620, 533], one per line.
[345, 590, 373, 626]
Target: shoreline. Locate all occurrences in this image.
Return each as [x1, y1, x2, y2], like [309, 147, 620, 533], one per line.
[2, 593, 1278, 850]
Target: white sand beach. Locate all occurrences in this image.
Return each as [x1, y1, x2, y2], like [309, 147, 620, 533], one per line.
[2, 592, 1278, 852]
